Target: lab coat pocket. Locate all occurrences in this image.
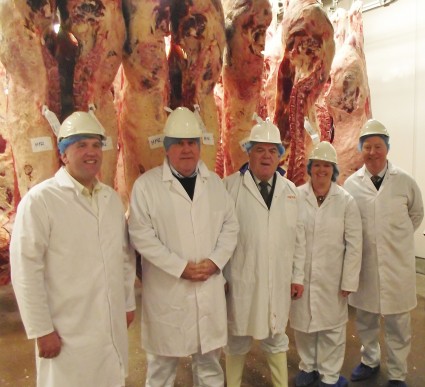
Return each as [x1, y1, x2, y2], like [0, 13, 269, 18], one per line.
[389, 194, 410, 229]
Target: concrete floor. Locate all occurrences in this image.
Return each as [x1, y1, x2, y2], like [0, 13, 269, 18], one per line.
[1, 275, 424, 387]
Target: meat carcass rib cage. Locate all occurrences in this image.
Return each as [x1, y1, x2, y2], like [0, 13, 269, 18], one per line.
[273, 0, 335, 186]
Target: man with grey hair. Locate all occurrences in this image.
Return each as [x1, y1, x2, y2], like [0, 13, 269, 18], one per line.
[223, 116, 305, 387]
[129, 106, 239, 386]
[344, 119, 424, 387]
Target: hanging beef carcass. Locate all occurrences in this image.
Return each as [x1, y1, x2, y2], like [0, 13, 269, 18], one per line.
[309, 8, 349, 145]
[0, 61, 15, 285]
[221, 0, 272, 175]
[58, 0, 126, 187]
[324, 0, 372, 183]
[312, 8, 349, 145]
[118, 0, 170, 199]
[0, 0, 61, 196]
[169, 0, 225, 171]
[273, 0, 335, 186]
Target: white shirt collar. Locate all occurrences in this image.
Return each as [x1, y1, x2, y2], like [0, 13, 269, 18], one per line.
[365, 162, 388, 178]
[251, 172, 274, 187]
[63, 168, 101, 196]
[167, 160, 199, 178]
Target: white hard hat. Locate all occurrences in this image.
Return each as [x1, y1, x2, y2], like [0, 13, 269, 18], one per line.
[309, 141, 338, 164]
[359, 119, 389, 138]
[249, 119, 281, 144]
[58, 111, 106, 143]
[164, 107, 202, 138]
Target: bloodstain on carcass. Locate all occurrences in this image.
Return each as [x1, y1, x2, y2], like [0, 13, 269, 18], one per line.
[0, 135, 6, 154]
[0, 60, 18, 285]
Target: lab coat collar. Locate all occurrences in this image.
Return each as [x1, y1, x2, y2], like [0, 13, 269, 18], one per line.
[242, 169, 288, 209]
[55, 167, 107, 194]
[55, 167, 111, 217]
[357, 161, 397, 178]
[238, 162, 286, 177]
[162, 159, 210, 203]
[305, 181, 338, 208]
[357, 161, 397, 193]
[55, 167, 76, 189]
[61, 168, 102, 196]
[162, 159, 210, 182]
[242, 172, 268, 209]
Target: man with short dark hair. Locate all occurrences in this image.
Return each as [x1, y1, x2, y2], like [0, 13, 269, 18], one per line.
[11, 111, 136, 387]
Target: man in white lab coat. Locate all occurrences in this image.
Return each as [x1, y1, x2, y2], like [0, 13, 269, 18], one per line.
[223, 117, 305, 387]
[344, 119, 424, 387]
[10, 111, 136, 387]
[128, 107, 239, 387]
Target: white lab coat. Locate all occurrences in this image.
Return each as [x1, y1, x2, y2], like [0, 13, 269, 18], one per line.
[10, 167, 136, 387]
[128, 160, 239, 356]
[223, 169, 305, 339]
[344, 162, 424, 314]
[290, 182, 362, 333]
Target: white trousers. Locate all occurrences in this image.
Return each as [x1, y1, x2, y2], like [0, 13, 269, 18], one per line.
[225, 333, 289, 355]
[145, 349, 224, 387]
[356, 309, 411, 381]
[293, 326, 346, 384]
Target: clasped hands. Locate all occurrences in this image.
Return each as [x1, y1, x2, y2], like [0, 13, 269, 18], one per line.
[181, 259, 218, 282]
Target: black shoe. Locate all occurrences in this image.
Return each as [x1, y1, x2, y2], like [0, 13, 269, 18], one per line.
[388, 380, 407, 387]
[350, 362, 380, 381]
[295, 370, 320, 387]
[319, 375, 349, 387]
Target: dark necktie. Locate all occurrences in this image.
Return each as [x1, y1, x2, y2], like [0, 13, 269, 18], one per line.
[259, 181, 269, 204]
[371, 175, 382, 190]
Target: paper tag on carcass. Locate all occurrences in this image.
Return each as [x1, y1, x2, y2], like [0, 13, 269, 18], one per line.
[102, 136, 114, 151]
[42, 106, 61, 136]
[239, 137, 251, 153]
[202, 133, 214, 146]
[148, 134, 165, 149]
[31, 137, 54, 152]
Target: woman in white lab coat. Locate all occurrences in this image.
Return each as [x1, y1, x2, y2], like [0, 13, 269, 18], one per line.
[290, 142, 362, 387]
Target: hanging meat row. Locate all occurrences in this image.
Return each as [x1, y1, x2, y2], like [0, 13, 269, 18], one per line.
[0, 0, 372, 282]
